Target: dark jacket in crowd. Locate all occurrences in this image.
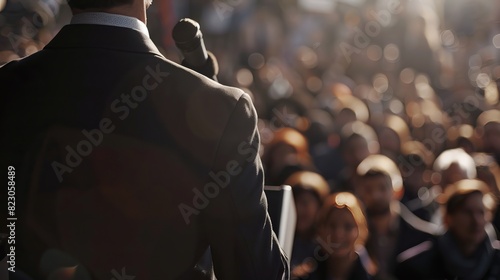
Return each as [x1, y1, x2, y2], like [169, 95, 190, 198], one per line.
[296, 251, 374, 280]
[365, 204, 436, 279]
[395, 232, 500, 280]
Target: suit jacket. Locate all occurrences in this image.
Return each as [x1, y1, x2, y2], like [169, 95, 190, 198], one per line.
[0, 23, 289, 280]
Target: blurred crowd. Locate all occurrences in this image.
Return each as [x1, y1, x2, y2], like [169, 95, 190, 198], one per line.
[2, 0, 500, 279]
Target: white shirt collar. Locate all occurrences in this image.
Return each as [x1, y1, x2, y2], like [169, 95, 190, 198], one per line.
[70, 12, 150, 38]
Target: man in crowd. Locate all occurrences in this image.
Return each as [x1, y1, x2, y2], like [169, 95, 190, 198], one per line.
[355, 155, 436, 280]
[395, 179, 500, 279]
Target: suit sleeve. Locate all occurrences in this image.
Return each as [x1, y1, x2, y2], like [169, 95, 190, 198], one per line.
[203, 92, 289, 280]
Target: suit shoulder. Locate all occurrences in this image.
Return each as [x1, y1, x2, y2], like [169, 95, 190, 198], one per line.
[149, 57, 254, 153]
[0, 59, 21, 78]
[155, 57, 246, 103]
[0, 60, 23, 104]
[1, 49, 49, 69]
[0, 59, 19, 70]
[0, 50, 53, 85]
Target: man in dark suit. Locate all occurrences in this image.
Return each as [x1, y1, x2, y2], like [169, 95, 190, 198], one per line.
[354, 155, 437, 280]
[0, 0, 289, 279]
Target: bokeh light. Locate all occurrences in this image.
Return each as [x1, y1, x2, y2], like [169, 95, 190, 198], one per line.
[383, 44, 400, 62]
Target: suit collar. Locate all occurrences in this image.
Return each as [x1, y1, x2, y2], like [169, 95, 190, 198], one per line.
[44, 24, 163, 56]
[70, 12, 150, 38]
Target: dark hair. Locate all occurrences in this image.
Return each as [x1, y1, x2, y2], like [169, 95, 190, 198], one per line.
[360, 170, 390, 180]
[285, 171, 330, 204]
[68, 0, 134, 9]
[446, 190, 482, 215]
[339, 121, 379, 152]
[358, 170, 393, 190]
[442, 179, 497, 216]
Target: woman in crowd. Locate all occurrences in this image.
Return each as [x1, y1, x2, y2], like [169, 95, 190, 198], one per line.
[295, 192, 375, 280]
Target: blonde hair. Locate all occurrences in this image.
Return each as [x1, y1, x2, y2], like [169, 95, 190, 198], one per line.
[285, 171, 330, 201]
[317, 192, 369, 246]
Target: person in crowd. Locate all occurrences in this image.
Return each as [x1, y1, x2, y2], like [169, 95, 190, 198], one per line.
[406, 98, 449, 156]
[306, 108, 341, 181]
[0, 0, 289, 279]
[263, 127, 315, 186]
[447, 124, 476, 154]
[355, 154, 437, 280]
[311, 85, 369, 185]
[284, 171, 329, 273]
[335, 121, 380, 192]
[376, 114, 412, 162]
[474, 153, 500, 237]
[295, 192, 376, 280]
[397, 141, 436, 221]
[433, 148, 477, 190]
[477, 109, 500, 165]
[395, 179, 500, 280]
[431, 148, 477, 226]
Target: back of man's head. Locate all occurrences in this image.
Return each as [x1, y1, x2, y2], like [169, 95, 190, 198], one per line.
[68, 0, 133, 9]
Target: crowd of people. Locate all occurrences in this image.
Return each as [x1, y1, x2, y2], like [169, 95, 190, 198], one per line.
[184, 1, 500, 279]
[2, 0, 500, 279]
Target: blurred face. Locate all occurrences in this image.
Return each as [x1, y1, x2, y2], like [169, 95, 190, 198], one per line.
[379, 128, 400, 160]
[270, 144, 298, 174]
[441, 163, 468, 189]
[319, 208, 358, 258]
[403, 166, 427, 195]
[484, 123, 500, 155]
[356, 175, 393, 216]
[295, 192, 321, 235]
[336, 109, 357, 131]
[344, 136, 370, 168]
[477, 168, 500, 198]
[447, 192, 487, 249]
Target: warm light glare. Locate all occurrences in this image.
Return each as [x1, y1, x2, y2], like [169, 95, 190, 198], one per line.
[297, 46, 318, 69]
[373, 74, 389, 93]
[493, 34, 500, 48]
[236, 68, 253, 87]
[306, 76, 323, 93]
[441, 30, 456, 47]
[485, 82, 499, 105]
[400, 68, 415, 84]
[389, 99, 404, 114]
[384, 44, 400, 62]
[458, 124, 474, 139]
[367, 45, 382, 62]
[476, 73, 491, 89]
[248, 53, 265, 70]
